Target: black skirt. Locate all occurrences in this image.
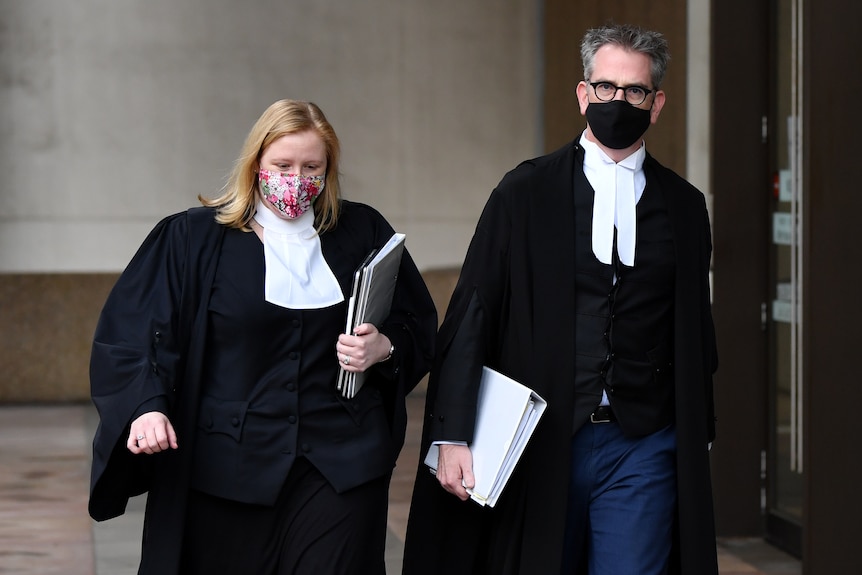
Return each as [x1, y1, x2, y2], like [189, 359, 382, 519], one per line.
[179, 457, 389, 575]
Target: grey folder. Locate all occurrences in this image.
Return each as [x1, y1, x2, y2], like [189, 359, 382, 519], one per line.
[337, 232, 406, 398]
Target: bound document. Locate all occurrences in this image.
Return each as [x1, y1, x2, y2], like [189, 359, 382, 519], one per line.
[337, 232, 406, 398]
[424, 366, 547, 507]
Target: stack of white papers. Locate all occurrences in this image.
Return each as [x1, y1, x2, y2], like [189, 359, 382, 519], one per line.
[425, 366, 547, 507]
[337, 233, 406, 398]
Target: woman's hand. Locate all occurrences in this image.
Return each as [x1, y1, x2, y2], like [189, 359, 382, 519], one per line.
[335, 323, 392, 372]
[127, 411, 178, 455]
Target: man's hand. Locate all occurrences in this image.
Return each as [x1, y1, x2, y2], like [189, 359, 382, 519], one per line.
[127, 411, 178, 455]
[437, 444, 475, 501]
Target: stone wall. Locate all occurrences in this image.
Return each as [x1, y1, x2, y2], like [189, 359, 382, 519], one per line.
[0, 274, 117, 402]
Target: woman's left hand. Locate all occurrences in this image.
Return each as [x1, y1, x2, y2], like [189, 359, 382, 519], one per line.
[336, 323, 392, 372]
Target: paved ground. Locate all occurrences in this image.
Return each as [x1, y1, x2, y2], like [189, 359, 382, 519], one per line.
[0, 396, 800, 574]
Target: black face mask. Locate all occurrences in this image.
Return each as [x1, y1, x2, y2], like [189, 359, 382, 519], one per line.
[585, 100, 651, 149]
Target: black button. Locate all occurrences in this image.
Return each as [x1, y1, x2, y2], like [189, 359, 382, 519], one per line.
[301, 443, 311, 453]
[438, 415, 445, 422]
[288, 352, 299, 361]
[288, 415, 297, 424]
[231, 417, 240, 427]
[286, 383, 296, 392]
[292, 319, 301, 328]
[154, 331, 162, 341]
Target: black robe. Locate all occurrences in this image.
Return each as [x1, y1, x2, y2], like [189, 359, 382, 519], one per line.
[403, 141, 718, 575]
[88, 202, 437, 574]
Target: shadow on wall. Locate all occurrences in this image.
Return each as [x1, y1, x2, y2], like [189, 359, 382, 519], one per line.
[0, 268, 462, 402]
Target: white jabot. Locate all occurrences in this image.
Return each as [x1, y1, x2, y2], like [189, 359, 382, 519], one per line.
[253, 200, 344, 309]
[580, 132, 646, 267]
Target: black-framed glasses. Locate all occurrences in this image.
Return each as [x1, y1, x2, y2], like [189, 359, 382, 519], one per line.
[588, 81, 655, 105]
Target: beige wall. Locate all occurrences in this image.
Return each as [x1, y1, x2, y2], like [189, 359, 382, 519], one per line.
[0, 0, 539, 401]
[1, 0, 540, 274]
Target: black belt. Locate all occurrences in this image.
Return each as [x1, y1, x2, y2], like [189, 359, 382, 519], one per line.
[590, 405, 616, 424]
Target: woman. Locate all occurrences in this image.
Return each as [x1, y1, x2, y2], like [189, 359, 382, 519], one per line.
[88, 99, 437, 574]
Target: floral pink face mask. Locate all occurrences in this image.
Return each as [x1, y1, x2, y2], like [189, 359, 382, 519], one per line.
[258, 170, 325, 219]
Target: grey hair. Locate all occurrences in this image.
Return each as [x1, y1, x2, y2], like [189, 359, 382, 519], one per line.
[580, 23, 670, 89]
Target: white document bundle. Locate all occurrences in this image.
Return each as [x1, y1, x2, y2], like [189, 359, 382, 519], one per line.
[424, 366, 547, 507]
[337, 232, 406, 399]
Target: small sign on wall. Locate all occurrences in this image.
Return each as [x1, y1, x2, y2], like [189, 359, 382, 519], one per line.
[779, 169, 793, 202]
[772, 299, 793, 324]
[776, 281, 793, 302]
[773, 212, 794, 245]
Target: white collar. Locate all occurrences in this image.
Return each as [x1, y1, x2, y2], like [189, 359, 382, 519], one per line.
[253, 200, 344, 309]
[579, 133, 646, 266]
[253, 199, 316, 234]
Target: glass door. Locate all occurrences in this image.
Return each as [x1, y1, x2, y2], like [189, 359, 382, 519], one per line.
[766, 0, 803, 557]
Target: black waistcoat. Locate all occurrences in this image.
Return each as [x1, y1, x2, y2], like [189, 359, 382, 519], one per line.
[189, 228, 392, 504]
[573, 160, 676, 437]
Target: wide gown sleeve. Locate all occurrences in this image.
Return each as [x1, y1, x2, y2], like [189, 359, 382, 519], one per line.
[88, 212, 189, 520]
[425, 186, 513, 443]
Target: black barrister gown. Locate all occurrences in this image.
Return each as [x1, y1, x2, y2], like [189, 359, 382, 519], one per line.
[403, 141, 719, 575]
[88, 201, 437, 574]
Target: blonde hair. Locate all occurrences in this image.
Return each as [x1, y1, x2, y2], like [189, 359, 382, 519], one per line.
[200, 99, 341, 232]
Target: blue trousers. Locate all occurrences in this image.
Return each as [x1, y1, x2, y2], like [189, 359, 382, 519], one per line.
[560, 422, 677, 575]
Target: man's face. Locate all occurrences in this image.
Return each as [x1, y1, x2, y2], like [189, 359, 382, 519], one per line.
[577, 44, 666, 127]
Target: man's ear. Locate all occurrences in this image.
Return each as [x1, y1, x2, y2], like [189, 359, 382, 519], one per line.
[650, 90, 666, 124]
[576, 81, 590, 116]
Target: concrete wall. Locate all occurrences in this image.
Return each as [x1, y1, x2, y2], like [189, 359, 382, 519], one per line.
[0, 0, 540, 401]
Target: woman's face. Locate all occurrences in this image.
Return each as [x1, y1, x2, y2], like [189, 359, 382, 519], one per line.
[259, 130, 327, 177]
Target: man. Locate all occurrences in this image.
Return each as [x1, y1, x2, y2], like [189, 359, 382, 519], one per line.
[403, 23, 718, 575]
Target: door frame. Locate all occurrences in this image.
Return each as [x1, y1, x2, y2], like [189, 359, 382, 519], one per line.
[709, 0, 772, 539]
